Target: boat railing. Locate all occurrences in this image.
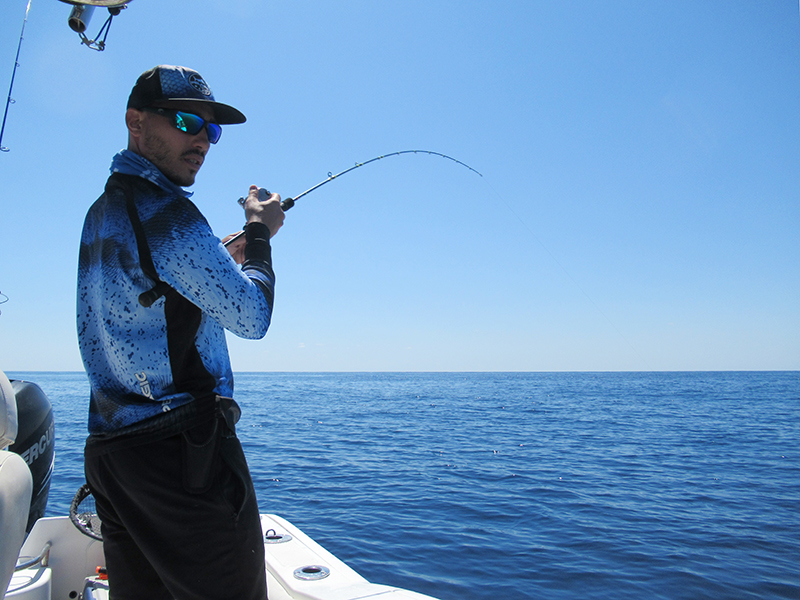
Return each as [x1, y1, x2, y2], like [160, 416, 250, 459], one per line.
[14, 542, 51, 571]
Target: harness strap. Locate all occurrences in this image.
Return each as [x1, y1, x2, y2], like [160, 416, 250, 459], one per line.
[107, 173, 172, 307]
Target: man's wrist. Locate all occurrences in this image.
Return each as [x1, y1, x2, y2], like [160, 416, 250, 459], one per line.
[244, 220, 271, 239]
[243, 221, 272, 265]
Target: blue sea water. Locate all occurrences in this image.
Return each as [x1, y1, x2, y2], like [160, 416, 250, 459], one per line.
[6, 371, 800, 600]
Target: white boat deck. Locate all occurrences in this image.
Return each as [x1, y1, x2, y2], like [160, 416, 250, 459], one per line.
[5, 515, 439, 600]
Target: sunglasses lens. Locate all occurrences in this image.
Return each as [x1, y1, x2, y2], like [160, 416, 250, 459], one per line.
[206, 123, 222, 144]
[174, 112, 203, 135]
[174, 112, 222, 144]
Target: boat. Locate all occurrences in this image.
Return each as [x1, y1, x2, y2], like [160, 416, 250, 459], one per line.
[3, 3, 444, 597]
[1, 371, 441, 600]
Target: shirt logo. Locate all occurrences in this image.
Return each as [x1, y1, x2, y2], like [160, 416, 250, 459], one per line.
[135, 371, 154, 399]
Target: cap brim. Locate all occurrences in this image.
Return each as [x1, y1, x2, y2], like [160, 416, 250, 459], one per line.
[154, 98, 246, 125]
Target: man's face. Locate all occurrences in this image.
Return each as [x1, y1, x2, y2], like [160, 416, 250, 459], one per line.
[130, 103, 216, 187]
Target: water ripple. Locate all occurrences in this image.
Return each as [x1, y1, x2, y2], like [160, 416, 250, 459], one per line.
[11, 370, 800, 600]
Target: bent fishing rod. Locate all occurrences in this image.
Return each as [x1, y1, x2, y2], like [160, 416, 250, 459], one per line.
[224, 150, 482, 247]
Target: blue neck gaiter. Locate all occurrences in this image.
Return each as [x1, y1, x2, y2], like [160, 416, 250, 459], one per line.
[110, 149, 193, 198]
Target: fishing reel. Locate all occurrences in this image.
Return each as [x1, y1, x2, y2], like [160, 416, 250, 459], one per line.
[58, 0, 133, 51]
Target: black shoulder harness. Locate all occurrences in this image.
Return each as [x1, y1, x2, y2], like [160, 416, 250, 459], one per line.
[106, 173, 172, 307]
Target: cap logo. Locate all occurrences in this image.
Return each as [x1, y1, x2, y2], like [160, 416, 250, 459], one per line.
[187, 73, 211, 97]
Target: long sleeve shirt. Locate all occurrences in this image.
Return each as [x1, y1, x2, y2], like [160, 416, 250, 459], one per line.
[77, 150, 274, 435]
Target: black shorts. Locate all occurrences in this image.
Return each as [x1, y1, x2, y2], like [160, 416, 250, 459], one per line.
[84, 416, 267, 600]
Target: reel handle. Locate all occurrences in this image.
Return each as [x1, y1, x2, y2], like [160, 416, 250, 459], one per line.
[236, 195, 294, 211]
[225, 194, 292, 248]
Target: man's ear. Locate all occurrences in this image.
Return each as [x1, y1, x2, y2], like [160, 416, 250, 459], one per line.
[125, 108, 144, 139]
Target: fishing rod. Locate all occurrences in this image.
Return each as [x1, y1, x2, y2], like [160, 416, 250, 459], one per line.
[1, 0, 32, 153]
[225, 150, 482, 247]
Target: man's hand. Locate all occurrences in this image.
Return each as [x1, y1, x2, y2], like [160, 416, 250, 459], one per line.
[243, 185, 285, 238]
[222, 231, 246, 264]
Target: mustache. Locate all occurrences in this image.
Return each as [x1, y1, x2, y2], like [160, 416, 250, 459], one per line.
[182, 149, 206, 160]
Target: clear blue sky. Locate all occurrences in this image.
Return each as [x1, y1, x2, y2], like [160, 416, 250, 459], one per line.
[0, 0, 798, 372]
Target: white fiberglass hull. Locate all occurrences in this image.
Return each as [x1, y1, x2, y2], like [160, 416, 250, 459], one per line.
[6, 515, 439, 600]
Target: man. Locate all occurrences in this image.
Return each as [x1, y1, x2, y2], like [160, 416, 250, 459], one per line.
[77, 65, 283, 599]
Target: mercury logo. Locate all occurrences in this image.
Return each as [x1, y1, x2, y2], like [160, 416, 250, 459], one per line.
[19, 422, 54, 466]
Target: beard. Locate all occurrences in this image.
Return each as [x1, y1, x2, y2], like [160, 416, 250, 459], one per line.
[141, 130, 202, 187]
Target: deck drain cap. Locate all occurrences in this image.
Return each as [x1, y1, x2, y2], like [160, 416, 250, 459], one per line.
[293, 565, 330, 581]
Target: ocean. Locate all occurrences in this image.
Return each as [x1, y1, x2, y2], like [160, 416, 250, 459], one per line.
[6, 371, 800, 600]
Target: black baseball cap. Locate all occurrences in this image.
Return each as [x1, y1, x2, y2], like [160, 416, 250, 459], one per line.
[127, 65, 246, 125]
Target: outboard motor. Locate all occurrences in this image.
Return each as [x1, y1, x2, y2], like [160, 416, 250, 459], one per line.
[8, 380, 54, 532]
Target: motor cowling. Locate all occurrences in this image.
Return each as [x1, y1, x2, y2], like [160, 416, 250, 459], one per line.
[8, 380, 54, 532]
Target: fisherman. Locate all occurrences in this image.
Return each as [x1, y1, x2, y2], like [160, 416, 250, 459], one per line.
[76, 65, 283, 599]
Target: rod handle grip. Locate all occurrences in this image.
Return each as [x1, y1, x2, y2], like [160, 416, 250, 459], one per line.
[238, 196, 294, 211]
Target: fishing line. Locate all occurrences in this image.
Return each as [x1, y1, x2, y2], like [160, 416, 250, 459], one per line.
[481, 177, 638, 357]
[225, 149, 482, 247]
[225, 149, 635, 359]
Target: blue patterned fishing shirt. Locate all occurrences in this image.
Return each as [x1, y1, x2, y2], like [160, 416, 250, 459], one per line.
[77, 150, 275, 435]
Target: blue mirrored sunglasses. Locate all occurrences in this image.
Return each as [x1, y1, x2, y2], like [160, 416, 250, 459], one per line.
[143, 107, 222, 144]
